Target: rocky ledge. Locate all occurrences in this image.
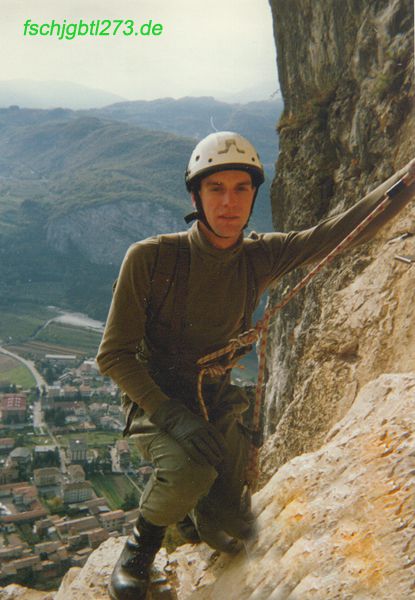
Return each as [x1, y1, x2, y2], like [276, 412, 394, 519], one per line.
[2, 372, 414, 599]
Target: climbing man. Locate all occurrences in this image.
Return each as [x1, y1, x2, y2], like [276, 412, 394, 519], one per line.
[96, 131, 415, 600]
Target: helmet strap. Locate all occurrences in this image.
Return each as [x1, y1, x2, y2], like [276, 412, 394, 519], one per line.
[194, 190, 225, 236]
[184, 211, 199, 224]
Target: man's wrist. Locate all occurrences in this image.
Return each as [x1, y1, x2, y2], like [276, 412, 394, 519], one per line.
[147, 398, 171, 421]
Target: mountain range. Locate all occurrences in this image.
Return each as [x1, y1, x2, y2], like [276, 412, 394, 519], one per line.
[0, 97, 282, 325]
[0, 80, 126, 110]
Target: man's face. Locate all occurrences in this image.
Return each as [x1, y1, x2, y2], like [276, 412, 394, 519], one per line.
[193, 170, 256, 248]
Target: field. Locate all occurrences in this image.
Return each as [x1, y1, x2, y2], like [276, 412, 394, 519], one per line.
[0, 354, 36, 388]
[34, 322, 102, 355]
[0, 304, 56, 343]
[56, 431, 121, 448]
[6, 327, 102, 361]
[89, 473, 140, 510]
[0, 301, 102, 360]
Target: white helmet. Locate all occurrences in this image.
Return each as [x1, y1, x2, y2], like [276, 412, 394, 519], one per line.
[185, 131, 264, 191]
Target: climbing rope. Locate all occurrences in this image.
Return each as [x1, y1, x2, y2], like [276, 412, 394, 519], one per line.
[196, 172, 414, 489]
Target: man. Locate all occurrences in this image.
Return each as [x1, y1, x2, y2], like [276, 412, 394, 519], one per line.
[97, 131, 414, 600]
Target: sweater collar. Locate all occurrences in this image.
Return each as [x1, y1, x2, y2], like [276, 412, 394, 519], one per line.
[188, 222, 243, 264]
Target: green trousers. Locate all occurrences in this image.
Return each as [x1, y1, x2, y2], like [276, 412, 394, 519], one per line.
[128, 384, 255, 548]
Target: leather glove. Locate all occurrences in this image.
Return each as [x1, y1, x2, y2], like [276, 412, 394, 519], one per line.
[149, 401, 226, 467]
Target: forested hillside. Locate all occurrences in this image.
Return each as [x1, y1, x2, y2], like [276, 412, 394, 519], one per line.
[0, 98, 281, 324]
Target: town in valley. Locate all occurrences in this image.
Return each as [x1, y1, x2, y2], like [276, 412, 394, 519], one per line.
[0, 350, 152, 590]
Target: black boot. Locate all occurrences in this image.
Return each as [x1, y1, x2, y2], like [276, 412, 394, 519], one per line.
[108, 514, 166, 600]
[176, 514, 201, 544]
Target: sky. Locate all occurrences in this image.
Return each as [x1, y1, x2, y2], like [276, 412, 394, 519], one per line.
[1, 0, 279, 102]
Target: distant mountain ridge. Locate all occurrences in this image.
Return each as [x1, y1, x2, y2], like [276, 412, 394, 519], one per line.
[0, 79, 126, 110]
[86, 96, 282, 170]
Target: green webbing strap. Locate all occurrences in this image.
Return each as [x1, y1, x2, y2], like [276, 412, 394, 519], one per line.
[243, 238, 268, 330]
[148, 233, 184, 324]
[148, 232, 190, 355]
[169, 233, 191, 356]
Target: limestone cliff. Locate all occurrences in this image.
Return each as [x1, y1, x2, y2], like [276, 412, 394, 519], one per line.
[262, 0, 414, 473]
[46, 200, 183, 265]
[2, 2, 415, 599]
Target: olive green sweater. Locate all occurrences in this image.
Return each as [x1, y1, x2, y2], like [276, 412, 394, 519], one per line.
[97, 166, 414, 415]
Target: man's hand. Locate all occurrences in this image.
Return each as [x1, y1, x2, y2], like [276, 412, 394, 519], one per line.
[149, 401, 226, 467]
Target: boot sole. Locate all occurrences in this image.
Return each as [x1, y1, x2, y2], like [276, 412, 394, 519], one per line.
[108, 582, 149, 600]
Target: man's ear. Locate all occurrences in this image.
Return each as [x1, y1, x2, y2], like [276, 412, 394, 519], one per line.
[190, 192, 196, 208]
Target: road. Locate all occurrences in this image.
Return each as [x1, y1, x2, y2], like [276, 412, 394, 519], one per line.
[0, 345, 48, 433]
[0, 345, 48, 391]
[0, 346, 70, 472]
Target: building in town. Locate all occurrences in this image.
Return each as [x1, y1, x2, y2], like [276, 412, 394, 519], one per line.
[0, 464, 19, 485]
[67, 464, 85, 483]
[1, 395, 27, 424]
[33, 467, 62, 499]
[62, 481, 93, 504]
[115, 440, 131, 472]
[68, 439, 88, 463]
[6, 447, 32, 480]
[0, 438, 15, 454]
[98, 509, 126, 533]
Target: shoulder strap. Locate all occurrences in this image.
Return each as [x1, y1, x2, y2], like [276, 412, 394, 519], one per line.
[148, 232, 190, 340]
[148, 233, 180, 322]
[243, 236, 268, 329]
[169, 233, 191, 349]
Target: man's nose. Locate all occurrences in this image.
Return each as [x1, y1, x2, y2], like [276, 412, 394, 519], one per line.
[222, 190, 238, 206]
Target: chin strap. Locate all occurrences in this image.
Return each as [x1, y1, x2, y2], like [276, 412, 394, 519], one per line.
[184, 211, 199, 224]
[184, 191, 223, 236]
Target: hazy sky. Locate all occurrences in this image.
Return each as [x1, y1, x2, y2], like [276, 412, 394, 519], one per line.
[1, 0, 279, 101]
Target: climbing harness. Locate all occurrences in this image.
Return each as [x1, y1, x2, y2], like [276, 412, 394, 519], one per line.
[196, 172, 414, 489]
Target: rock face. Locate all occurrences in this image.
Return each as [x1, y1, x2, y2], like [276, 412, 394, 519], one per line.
[0, 586, 54, 600]
[2, 374, 414, 599]
[46, 200, 184, 265]
[263, 0, 415, 468]
[260, 197, 415, 479]
[182, 374, 415, 600]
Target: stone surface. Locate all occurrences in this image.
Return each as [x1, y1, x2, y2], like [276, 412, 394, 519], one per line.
[260, 198, 415, 478]
[0, 585, 54, 600]
[174, 373, 415, 599]
[46, 200, 183, 265]
[4, 374, 413, 599]
[263, 0, 415, 469]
